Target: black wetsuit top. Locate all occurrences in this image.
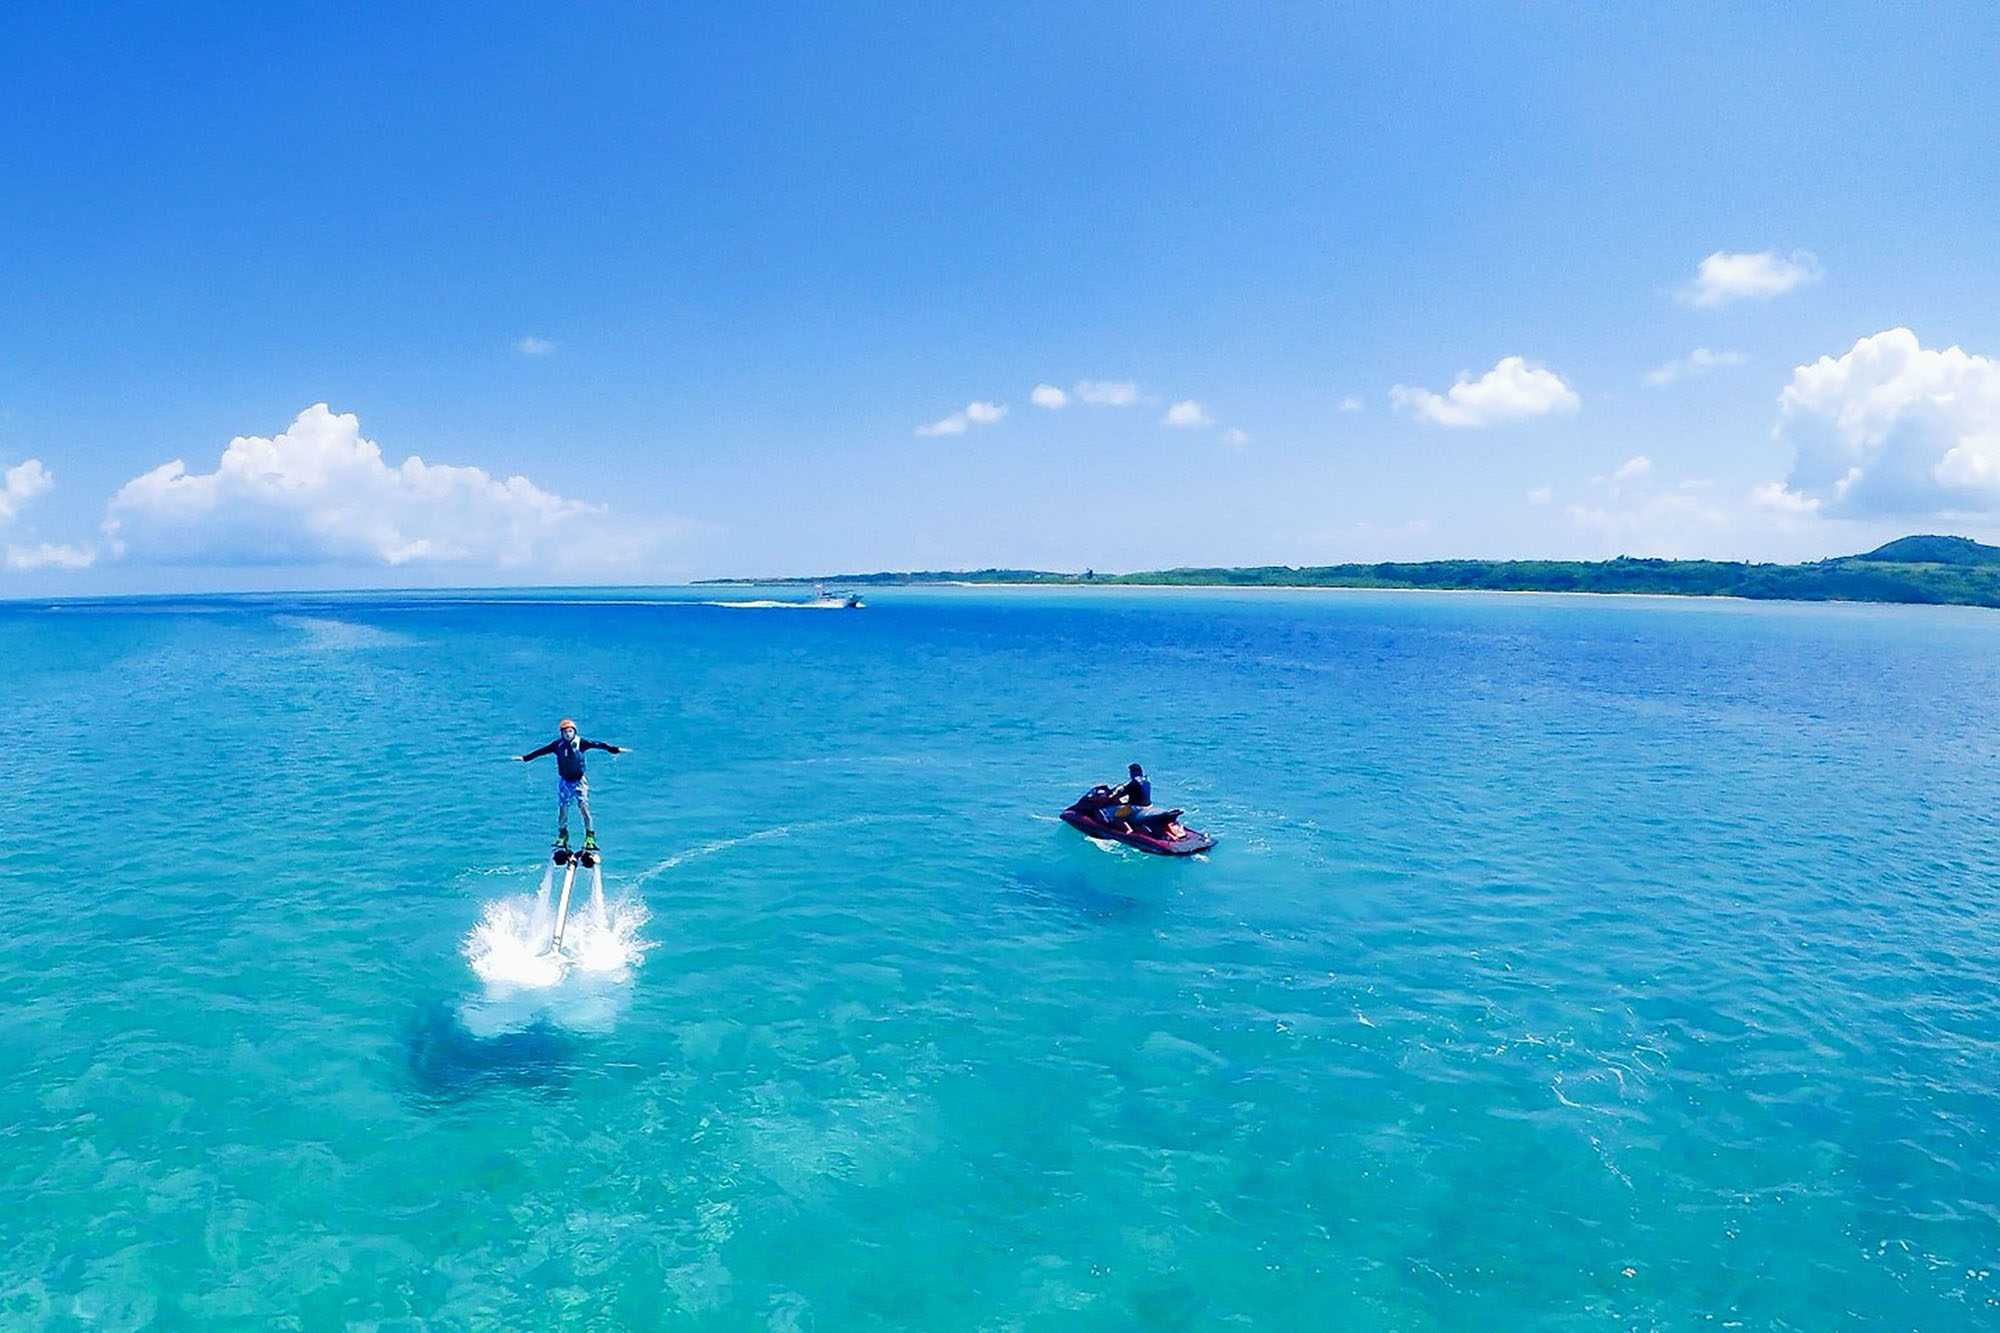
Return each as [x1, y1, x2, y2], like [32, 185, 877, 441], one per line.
[1111, 776, 1151, 807]
[521, 734, 619, 781]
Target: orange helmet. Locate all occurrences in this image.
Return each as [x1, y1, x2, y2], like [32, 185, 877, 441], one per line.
[557, 717, 575, 731]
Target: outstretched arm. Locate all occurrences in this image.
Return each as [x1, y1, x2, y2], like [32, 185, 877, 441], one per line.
[582, 739, 625, 754]
[518, 741, 558, 762]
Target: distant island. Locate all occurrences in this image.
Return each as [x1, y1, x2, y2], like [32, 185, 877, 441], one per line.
[701, 535, 2000, 609]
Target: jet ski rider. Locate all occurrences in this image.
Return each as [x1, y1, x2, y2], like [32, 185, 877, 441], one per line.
[1097, 763, 1151, 830]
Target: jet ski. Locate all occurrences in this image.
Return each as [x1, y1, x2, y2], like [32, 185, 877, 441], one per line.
[1060, 787, 1215, 856]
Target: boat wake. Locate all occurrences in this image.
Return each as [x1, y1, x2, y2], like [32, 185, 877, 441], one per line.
[628, 814, 877, 886]
[702, 599, 851, 610]
[459, 863, 650, 1033]
[630, 824, 798, 883]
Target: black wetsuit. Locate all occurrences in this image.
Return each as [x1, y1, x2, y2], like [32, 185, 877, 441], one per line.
[521, 734, 620, 781]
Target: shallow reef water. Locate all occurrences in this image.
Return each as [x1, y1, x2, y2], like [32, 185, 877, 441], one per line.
[4, 585, 1999, 1327]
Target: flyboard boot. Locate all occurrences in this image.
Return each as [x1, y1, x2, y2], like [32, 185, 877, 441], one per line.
[552, 827, 572, 865]
[580, 830, 600, 868]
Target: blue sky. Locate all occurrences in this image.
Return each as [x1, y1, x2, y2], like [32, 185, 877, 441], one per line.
[3, 2, 1998, 590]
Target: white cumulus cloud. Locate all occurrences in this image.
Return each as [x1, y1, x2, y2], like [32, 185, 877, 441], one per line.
[1390, 356, 1580, 428]
[102, 404, 645, 570]
[1564, 458, 1732, 555]
[1222, 427, 1251, 447]
[1565, 490, 1730, 556]
[7, 542, 96, 570]
[1162, 400, 1213, 429]
[0, 459, 54, 523]
[1644, 347, 1748, 387]
[1031, 384, 1068, 409]
[1586, 456, 1654, 501]
[1679, 250, 1823, 308]
[1763, 328, 2000, 517]
[1073, 380, 1142, 407]
[516, 336, 556, 356]
[1751, 481, 1820, 515]
[1338, 396, 1363, 413]
[915, 401, 1007, 437]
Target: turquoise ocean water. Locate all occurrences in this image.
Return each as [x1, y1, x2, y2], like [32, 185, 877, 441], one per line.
[4, 586, 2000, 1329]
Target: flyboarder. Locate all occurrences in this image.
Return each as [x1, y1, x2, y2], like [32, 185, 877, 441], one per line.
[516, 718, 625, 857]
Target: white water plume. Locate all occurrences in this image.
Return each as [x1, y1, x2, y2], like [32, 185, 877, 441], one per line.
[462, 861, 651, 1021]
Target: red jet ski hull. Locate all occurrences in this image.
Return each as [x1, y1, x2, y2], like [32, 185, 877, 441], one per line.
[1060, 804, 1215, 856]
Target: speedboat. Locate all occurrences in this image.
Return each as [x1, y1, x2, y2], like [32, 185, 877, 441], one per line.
[1060, 788, 1215, 855]
[809, 587, 865, 608]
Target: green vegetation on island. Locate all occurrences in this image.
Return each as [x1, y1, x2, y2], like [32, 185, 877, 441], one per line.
[702, 536, 2000, 609]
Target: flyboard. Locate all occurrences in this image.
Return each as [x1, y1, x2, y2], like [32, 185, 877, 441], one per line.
[545, 841, 600, 954]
